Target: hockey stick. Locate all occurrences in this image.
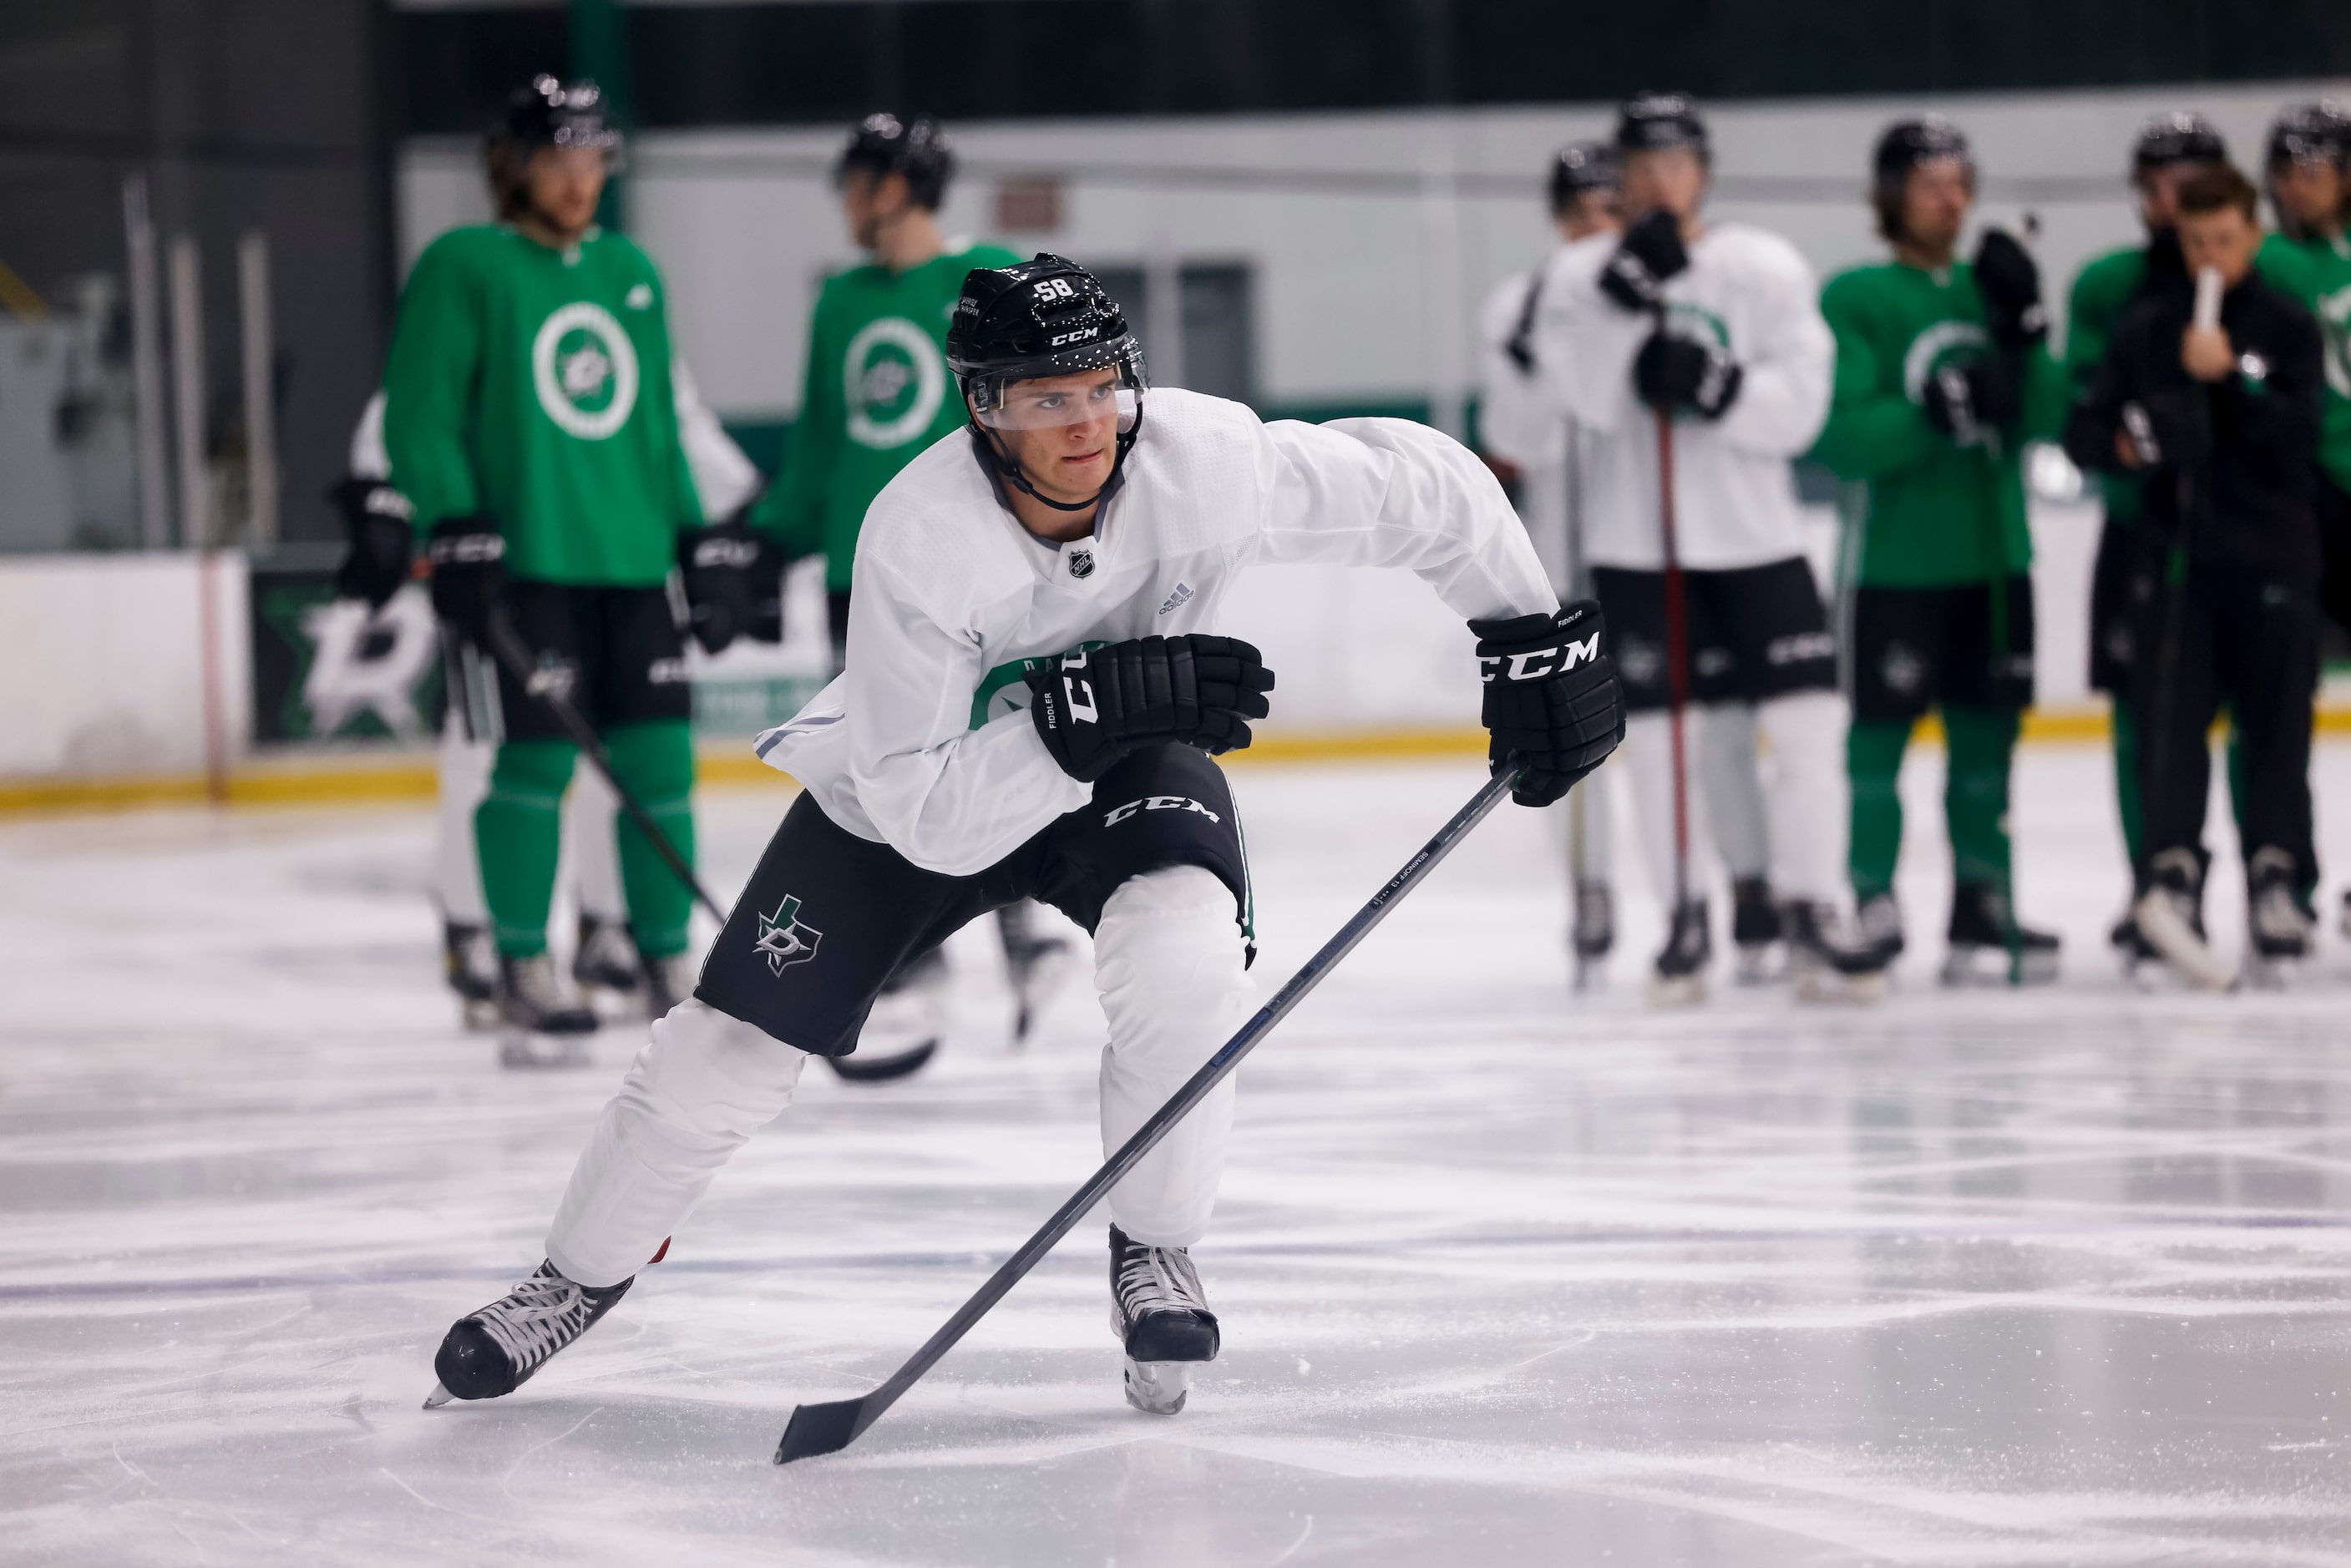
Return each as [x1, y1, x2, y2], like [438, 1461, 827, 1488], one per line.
[1656, 409, 1692, 913]
[773, 760, 1527, 1464]
[478, 609, 941, 1080]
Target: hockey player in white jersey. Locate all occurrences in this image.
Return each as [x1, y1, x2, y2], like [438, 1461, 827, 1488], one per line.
[422, 255, 1623, 1417]
[1534, 92, 1886, 1004]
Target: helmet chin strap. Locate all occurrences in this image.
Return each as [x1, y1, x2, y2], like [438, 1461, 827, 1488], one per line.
[971, 407, 1143, 515]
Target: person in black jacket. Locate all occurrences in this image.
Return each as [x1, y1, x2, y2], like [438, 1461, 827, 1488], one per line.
[2066, 162, 2326, 987]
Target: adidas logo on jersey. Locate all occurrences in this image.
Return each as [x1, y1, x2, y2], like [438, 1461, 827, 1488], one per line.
[1158, 582, 1193, 615]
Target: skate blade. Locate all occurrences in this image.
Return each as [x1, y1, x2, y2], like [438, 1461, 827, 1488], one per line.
[499, 1031, 593, 1070]
[1733, 943, 1786, 985]
[1123, 1358, 1193, 1416]
[1939, 947, 2060, 988]
[460, 998, 501, 1034]
[1647, 974, 1706, 1009]
[2241, 953, 2304, 991]
[2132, 897, 2237, 992]
[1793, 966, 1887, 1005]
[423, 1382, 453, 1409]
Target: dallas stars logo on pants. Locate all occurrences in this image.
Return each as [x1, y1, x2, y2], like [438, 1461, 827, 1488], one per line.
[755, 895, 823, 975]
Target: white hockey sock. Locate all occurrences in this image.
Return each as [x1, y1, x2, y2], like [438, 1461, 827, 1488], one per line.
[1548, 753, 1616, 888]
[1756, 689, 1852, 904]
[565, 762, 628, 924]
[545, 999, 808, 1287]
[1622, 709, 1719, 910]
[435, 721, 494, 927]
[1094, 866, 1253, 1248]
[1696, 703, 1771, 883]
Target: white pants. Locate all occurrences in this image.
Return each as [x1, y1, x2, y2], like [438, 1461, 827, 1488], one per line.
[545, 865, 1254, 1287]
[1619, 690, 1850, 908]
[434, 723, 626, 928]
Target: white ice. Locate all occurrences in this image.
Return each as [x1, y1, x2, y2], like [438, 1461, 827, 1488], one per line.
[4, 741, 2350, 1566]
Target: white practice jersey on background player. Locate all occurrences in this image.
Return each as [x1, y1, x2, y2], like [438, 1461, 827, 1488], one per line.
[755, 387, 1558, 876]
[1477, 271, 1586, 597]
[345, 362, 760, 520]
[1532, 222, 1832, 572]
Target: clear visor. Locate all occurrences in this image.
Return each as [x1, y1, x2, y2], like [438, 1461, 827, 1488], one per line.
[975, 373, 1140, 432]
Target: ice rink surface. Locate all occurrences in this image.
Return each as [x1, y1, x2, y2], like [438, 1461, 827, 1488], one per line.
[5, 741, 2350, 1567]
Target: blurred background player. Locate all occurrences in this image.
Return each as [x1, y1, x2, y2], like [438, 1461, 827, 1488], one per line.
[2062, 113, 2308, 978]
[1811, 118, 2068, 984]
[1536, 92, 1887, 1004]
[749, 114, 1074, 1054]
[2065, 163, 2325, 986]
[373, 77, 756, 1061]
[2262, 100, 2351, 937]
[333, 352, 759, 1029]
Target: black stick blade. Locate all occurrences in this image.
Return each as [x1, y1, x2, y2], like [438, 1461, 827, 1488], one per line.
[823, 1040, 940, 1085]
[774, 1396, 869, 1464]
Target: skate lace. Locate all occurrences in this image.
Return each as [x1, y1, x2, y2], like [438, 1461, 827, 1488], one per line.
[472, 1270, 592, 1373]
[1115, 1241, 1208, 1323]
[509, 955, 576, 1012]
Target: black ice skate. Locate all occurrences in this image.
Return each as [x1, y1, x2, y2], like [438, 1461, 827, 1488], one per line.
[443, 921, 499, 1032]
[1730, 877, 1786, 984]
[1942, 881, 2059, 988]
[1571, 882, 1614, 988]
[998, 906, 1079, 1044]
[1854, 890, 1906, 969]
[2132, 848, 2233, 992]
[572, 913, 644, 1016]
[1649, 898, 1710, 1008]
[496, 952, 600, 1068]
[1109, 1224, 1219, 1415]
[2245, 847, 2314, 987]
[1783, 900, 1889, 1003]
[424, 1260, 632, 1407]
[2338, 887, 2351, 943]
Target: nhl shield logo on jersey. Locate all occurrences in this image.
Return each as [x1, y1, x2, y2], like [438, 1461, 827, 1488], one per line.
[1067, 548, 1096, 579]
[532, 301, 641, 441]
[754, 895, 823, 975]
[844, 316, 946, 448]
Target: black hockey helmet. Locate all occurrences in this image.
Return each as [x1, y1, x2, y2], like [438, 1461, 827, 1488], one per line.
[2268, 100, 2351, 169]
[2132, 111, 2227, 175]
[836, 113, 955, 210]
[486, 75, 622, 218]
[1872, 117, 1975, 238]
[1615, 92, 1708, 161]
[1548, 141, 1619, 213]
[947, 255, 1147, 513]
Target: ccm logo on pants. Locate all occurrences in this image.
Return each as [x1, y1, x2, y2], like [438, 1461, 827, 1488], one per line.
[1481, 633, 1600, 682]
[1103, 795, 1223, 827]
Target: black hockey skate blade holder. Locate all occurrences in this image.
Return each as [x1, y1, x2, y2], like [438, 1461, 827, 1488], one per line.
[773, 759, 1527, 1464]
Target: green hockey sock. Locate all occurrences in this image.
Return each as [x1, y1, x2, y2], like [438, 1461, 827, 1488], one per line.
[478, 737, 575, 958]
[1943, 705, 2019, 888]
[605, 719, 697, 959]
[1847, 719, 1910, 902]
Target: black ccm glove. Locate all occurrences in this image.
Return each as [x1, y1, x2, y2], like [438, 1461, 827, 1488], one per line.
[1600, 209, 1690, 313]
[328, 477, 415, 610]
[425, 516, 509, 646]
[1972, 229, 2048, 351]
[1923, 357, 2020, 444]
[676, 520, 764, 655]
[1634, 332, 1744, 419]
[1473, 601, 1625, 807]
[1024, 635, 1276, 783]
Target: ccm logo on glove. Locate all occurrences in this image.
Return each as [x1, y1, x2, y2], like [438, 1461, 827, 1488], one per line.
[1481, 630, 1602, 683]
[1470, 601, 1626, 808]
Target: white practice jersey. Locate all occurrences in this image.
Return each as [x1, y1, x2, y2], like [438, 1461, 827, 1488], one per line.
[346, 366, 760, 521]
[753, 387, 1558, 876]
[1532, 222, 1832, 573]
[1477, 271, 1593, 597]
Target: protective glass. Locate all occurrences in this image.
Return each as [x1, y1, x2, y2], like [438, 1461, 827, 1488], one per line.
[974, 372, 1141, 432]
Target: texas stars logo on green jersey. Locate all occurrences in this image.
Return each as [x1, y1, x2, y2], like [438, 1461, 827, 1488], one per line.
[532, 301, 640, 441]
[844, 316, 947, 449]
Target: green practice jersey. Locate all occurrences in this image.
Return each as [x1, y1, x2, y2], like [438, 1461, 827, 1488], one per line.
[752, 241, 1022, 590]
[2268, 229, 2351, 494]
[1811, 260, 2069, 588]
[2062, 235, 2312, 525]
[384, 225, 701, 588]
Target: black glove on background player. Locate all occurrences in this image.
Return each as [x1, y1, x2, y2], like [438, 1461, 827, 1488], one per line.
[1025, 635, 1276, 782]
[2123, 389, 2212, 470]
[1472, 601, 1625, 807]
[1923, 357, 2021, 443]
[426, 516, 509, 646]
[329, 477, 415, 610]
[676, 520, 763, 655]
[1634, 333, 1743, 419]
[1600, 210, 1690, 313]
[1972, 229, 2048, 350]
[746, 534, 789, 644]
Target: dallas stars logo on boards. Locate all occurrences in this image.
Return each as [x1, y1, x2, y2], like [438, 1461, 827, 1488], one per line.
[532, 301, 641, 440]
[754, 895, 823, 975]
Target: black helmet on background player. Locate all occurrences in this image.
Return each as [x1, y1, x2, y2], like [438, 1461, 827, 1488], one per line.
[836, 114, 955, 210]
[946, 255, 1147, 513]
[486, 75, 622, 220]
[1615, 92, 1709, 163]
[2268, 100, 2351, 171]
[1872, 116, 1975, 240]
[1548, 141, 1619, 214]
[2132, 110, 2227, 176]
